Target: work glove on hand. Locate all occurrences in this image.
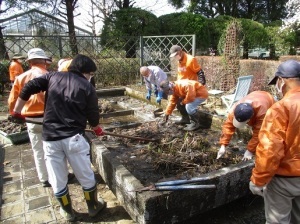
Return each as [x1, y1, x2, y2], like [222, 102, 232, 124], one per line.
[8, 111, 25, 124]
[156, 91, 163, 104]
[249, 181, 265, 197]
[146, 90, 152, 101]
[216, 145, 226, 159]
[93, 126, 104, 136]
[242, 150, 253, 161]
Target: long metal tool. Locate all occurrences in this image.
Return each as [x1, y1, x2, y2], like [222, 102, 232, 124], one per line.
[132, 183, 216, 192]
[85, 129, 159, 142]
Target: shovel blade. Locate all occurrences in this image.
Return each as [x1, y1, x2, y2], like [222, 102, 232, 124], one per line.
[153, 108, 164, 118]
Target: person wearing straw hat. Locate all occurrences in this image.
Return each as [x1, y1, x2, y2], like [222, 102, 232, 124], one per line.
[9, 53, 25, 85]
[216, 91, 275, 160]
[249, 60, 300, 224]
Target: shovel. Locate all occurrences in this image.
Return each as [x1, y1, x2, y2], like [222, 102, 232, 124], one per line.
[153, 108, 164, 118]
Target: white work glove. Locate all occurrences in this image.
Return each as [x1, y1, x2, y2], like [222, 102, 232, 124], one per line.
[242, 150, 253, 161]
[216, 145, 226, 159]
[249, 181, 265, 197]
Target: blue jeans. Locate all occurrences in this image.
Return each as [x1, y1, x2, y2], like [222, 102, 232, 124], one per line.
[186, 98, 206, 115]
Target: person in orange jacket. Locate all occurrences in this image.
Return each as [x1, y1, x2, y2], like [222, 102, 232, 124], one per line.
[8, 48, 74, 187]
[216, 91, 275, 160]
[249, 60, 300, 224]
[9, 53, 25, 85]
[169, 45, 206, 125]
[160, 79, 208, 131]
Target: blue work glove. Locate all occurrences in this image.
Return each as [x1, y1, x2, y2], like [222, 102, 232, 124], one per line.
[146, 90, 152, 101]
[156, 91, 163, 103]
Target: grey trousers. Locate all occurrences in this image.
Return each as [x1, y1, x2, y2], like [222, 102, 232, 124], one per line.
[264, 176, 300, 224]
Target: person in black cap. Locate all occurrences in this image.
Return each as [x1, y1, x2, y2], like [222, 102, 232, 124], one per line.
[169, 45, 206, 125]
[217, 91, 275, 160]
[159, 79, 208, 131]
[250, 59, 300, 224]
[11, 54, 106, 221]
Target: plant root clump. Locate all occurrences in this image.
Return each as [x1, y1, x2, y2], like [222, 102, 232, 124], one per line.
[101, 121, 244, 184]
[0, 119, 27, 134]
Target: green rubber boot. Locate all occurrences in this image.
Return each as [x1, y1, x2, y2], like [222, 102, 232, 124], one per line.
[83, 185, 106, 217]
[55, 187, 75, 221]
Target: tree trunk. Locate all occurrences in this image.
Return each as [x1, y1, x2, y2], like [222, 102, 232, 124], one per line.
[0, 27, 9, 60]
[65, 0, 78, 55]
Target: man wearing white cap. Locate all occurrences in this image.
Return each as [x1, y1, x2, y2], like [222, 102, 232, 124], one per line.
[8, 48, 74, 187]
[216, 91, 275, 160]
[249, 60, 300, 224]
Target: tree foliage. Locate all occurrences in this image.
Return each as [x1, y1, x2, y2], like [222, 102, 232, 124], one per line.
[160, 12, 209, 51]
[101, 7, 160, 57]
[169, 0, 288, 24]
[102, 8, 160, 37]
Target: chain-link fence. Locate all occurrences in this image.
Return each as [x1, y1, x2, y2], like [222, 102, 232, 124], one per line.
[1, 34, 195, 87]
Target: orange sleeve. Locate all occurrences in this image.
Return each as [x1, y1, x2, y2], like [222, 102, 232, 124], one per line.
[9, 63, 23, 81]
[219, 112, 236, 146]
[250, 106, 286, 186]
[165, 95, 178, 115]
[187, 57, 201, 73]
[8, 77, 22, 114]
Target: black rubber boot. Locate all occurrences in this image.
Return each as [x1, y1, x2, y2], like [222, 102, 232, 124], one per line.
[83, 185, 106, 217]
[175, 102, 190, 125]
[183, 111, 201, 131]
[55, 187, 75, 221]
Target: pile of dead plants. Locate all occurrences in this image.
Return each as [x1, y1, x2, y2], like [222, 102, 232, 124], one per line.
[105, 121, 243, 179]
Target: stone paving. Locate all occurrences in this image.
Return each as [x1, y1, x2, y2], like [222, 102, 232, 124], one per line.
[0, 142, 135, 224]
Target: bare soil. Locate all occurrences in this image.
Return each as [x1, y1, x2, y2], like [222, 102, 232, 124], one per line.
[101, 120, 245, 185]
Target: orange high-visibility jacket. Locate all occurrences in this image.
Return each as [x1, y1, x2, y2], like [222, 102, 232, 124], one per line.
[177, 52, 201, 81]
[8, 65, 48, 116]
[165, 79, 208, 115]
[219, 91, 275, 153]
[9, 61, 24, 82]
[251, 87, 300, 186]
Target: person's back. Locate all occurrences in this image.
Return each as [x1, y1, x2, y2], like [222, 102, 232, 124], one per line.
[41, 71, 98, 140]
[218, 90, 275, 160]
[250, 59, 300, 224]
[8, 63, 47, 115]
